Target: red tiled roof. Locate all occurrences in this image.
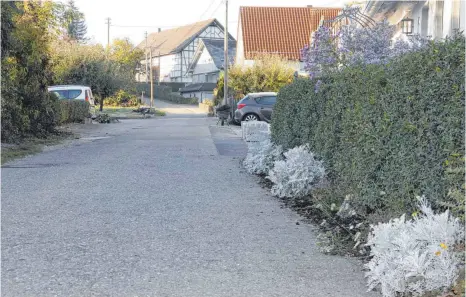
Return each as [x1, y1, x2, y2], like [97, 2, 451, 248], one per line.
[239, 6, 342, 60]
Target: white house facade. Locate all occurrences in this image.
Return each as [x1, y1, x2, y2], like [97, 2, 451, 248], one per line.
[136, 19, 235, 83]
[187, 39, 236, 84]
[364, 0, 465, 40]
[178, 39, 236, 102]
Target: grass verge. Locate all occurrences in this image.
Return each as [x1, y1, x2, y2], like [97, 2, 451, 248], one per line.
[1, 132, 74, 165]
[98, 106, 166, 118]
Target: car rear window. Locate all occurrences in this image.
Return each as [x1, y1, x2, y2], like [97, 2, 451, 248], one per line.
[50, 89, 82, 99]
[255, 96, 276, 105]
[237, 95, 249, 104]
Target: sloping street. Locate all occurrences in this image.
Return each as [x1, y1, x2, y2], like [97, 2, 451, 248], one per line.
[2, 105, 377, 297]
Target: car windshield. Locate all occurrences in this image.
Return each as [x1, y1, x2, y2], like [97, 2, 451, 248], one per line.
[50, 89, 82, 99]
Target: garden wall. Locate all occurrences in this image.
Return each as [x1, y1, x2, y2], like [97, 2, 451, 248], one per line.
[135, 83, 197, 105]
[271, 35, 465, 222]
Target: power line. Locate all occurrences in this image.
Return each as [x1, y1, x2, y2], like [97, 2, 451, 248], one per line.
[176, 0, 224, 52]
[209, 0, 224, 19]
[200, 0, 218, 20]
[111, 24, 179, 28]
[111, 21, 238, 29]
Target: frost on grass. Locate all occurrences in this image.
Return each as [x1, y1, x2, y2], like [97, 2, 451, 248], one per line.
[243, 139, 283, 176]
[365, 196, 464, 297]
[267, 144, 325, 198]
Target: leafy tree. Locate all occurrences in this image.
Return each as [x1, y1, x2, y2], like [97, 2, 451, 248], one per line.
[110, 38, 144, 70]
[51, 40, 122, 111]
[51, 38, 142, 111]
[1, 1, 60, 141]
[214, 54, 294, 105]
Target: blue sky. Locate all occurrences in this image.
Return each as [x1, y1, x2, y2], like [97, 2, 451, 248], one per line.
[72, 0, 346, 46]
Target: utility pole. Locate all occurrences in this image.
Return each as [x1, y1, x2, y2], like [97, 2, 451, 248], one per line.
[223, 0, 229, 109]
[105, 17, 111, 48]
[145, 31, 149, 84]
[149, 47, 154, 111]
[157, 28, 161, 86]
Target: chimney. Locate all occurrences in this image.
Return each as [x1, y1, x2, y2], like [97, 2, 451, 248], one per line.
[158, 28, 162, 32]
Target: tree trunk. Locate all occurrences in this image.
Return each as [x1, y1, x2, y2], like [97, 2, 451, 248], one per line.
[99, 93, 103, 112]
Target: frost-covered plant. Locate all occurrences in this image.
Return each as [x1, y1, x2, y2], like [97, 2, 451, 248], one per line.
[242, 121, 271, 142]
[243, 139, 283, 175]
[365, 196, 464, 297]
[267, 144, 325, 198]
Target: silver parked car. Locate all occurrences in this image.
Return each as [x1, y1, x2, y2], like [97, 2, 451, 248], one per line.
[48, 85, 96, 117]
[234, 92, 277, 123]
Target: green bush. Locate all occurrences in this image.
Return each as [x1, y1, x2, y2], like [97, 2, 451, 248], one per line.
[59, 100, 90, 124]
[213, 54, 295, 105]
[271, 34, 465, 222]
[1, 2, 61, 142]
[103, 89, 141, 107]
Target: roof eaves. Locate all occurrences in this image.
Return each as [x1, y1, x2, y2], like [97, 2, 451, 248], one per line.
[171, 19, 216, 53]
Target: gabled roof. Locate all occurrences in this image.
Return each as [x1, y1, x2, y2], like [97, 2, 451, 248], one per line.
[203, 39, 236, 69]
[136, 19, 224, 56]
[187, 39, 236, 73]
[238, 6, 342, 60]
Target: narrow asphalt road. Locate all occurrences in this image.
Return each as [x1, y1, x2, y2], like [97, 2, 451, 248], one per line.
[2, 103, 378, 297]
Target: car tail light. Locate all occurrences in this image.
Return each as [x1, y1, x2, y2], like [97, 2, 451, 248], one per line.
[237, 103, 246, 109]
[85, 94, 89, 102]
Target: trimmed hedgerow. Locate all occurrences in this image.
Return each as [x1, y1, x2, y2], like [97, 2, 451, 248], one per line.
[271, 34, 465, 222]
[59, 100, 90, 124]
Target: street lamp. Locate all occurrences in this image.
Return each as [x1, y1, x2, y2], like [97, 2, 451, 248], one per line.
[401, 17, 414, 35]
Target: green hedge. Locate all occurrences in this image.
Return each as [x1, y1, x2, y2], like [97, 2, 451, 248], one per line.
[271, 34, 465, 220]
[59, 100, 90, 124]
[136, 83, 199, 105]
[103, 89, 141, 107]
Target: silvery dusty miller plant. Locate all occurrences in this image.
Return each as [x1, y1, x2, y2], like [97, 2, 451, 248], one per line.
[267, 144, 325, 198]
[365, 196, 464, 297]
[243, 139, 283, 176]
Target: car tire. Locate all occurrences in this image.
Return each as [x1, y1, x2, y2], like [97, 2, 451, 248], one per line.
[242, 113, 259, 122]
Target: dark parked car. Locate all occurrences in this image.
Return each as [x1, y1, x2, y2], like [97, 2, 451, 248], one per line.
[234, 92, 277, 123]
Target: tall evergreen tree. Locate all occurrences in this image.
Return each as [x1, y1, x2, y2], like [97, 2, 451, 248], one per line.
[64, 0, 87, 42]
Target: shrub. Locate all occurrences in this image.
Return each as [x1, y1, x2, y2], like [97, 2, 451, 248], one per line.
[1, 2, 60, 141]
[242, 121, 271, 142]
[59, 100, 90, 124]
[267, 144, 325, 199]
[243, 139, 284, 176]
[365, 196, 464, 297]
[94, 113, 119, 123]
[164, 93, 198, 104]
[103, 89, 141, 107]
[213, 54, 295, 103]
[271, 34, 465, 221]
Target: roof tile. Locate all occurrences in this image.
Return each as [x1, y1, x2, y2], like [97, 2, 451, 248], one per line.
[239, 6, 342, 60]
